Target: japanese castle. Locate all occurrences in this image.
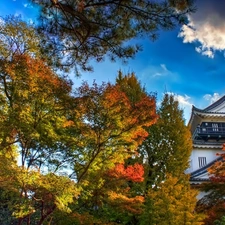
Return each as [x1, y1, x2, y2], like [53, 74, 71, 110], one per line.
[188, 96, 225, 183]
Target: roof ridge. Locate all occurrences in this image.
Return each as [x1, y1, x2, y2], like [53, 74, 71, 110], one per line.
[204, 95, 225, 111]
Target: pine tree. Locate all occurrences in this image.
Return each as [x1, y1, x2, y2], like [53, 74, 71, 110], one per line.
[30, 0, 195, 73]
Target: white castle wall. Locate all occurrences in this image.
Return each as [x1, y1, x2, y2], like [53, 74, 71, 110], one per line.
[187, 148, 223, 174]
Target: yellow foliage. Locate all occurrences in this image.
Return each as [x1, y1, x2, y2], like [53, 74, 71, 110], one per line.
[147, 174, 205, 225]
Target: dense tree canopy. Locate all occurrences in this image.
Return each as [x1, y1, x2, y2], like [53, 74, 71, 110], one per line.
[196, 146, 225, 225]
[0, 8, 205, 225]
[142, 174, 204, 225]
[29, 0, 195, 73]
[140, 93, 192, 188]
[0, 55, 158, 223]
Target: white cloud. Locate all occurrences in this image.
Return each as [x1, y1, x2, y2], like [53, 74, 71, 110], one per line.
[152, 64, 171, 77]
[174, 94, 192, 108]
[166, 92, 192, 108]
[23, 3, 33, 8]
[178, 2, 225, 58]
[164, 93, 193, 123]
[160, 64, 168, 72]
[203, 93, 221, 104]
[152, 72, 162, 77]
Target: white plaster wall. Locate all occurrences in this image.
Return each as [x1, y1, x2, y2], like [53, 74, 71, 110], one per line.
[188, 148, 223, 173]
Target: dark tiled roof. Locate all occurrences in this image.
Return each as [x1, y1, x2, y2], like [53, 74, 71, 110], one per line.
[192, 95, 225, 113]
[204, 95, 225, 111]
[190, 156, 223, 180]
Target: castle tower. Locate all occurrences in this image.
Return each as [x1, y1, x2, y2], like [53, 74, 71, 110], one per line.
[188, 96, 225, 183]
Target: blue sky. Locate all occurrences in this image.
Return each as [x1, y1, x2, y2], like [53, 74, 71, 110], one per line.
[1, 0, 225, 123]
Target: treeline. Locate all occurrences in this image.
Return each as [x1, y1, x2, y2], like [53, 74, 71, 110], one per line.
[0, 1, 224, 224]
[0, 16, 204, 225]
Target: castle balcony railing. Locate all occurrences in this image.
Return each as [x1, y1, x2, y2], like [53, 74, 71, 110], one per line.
[193, 127, 225, 141]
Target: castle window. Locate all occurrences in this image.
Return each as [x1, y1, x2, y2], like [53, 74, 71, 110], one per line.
[198, 157, 207, 168]
[212, 123, 218, 132]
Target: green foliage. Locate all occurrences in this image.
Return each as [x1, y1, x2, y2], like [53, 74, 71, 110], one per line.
[0, 16, 42, 60]
[138, 93, 202, 225]
[141, 174, 204, 225]
[214, 216, 225, 225]
[116, 71, 149, 105]
[141, 93, 192, 188]
[29, 0, 195, 73]
[0, 14, 203, 224]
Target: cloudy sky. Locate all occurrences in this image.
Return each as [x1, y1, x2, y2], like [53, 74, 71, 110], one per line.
[1, 0, 225, 123]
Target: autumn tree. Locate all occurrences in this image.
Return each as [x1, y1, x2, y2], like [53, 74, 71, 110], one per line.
[71, 81, 157, 183]
[196, 146, 225, 225]
[60, 80, 157, 224]
[29, 0, 195, 72]
[0, 62, 157, 223]
[140, 93, 192, 189]
[139, 93, 197, 224]
[141, 174, 204, 225]
[0, 16, 84, 224]
[0, 22, 158, 222]
[0, 16, 44, 61]
[116, 71, 149, 105]
[0, 51, 84, 224]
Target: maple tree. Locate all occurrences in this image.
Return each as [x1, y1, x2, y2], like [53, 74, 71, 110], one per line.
[0, 58, 157, 223]
[0, 19, 82, 223]
[0, 54, 73, 170]
[0, 53, 81, 224]
[71, 80, 157, 183]
[68, 162, 145, 224]
[45, 73, 156, 224]
[196, 145, 225, 225]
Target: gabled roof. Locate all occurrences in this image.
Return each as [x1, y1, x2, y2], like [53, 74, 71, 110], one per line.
[193, 95, 225, 114]
[188, 95, 225, 133]
[204, 95, 225, 112]
[192, 105, 225, 114]
[190, 156, 223, 181]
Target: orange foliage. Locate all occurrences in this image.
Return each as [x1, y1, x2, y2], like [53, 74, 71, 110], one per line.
[202, 201, 225, 225]
[208, 143, 225, 178]
[5, 54, 72, 95]
[108, 163, 144, 182]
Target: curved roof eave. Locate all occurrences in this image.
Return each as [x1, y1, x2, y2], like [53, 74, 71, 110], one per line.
[192, 95, 225, 113]
[193, 144, 223, 149]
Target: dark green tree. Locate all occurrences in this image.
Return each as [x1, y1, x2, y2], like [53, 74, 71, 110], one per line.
[141, 93, 192, 188]
[30, 0, 195, 73]
[116, 71, 148, 105]
[139, 94, 198, 224]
